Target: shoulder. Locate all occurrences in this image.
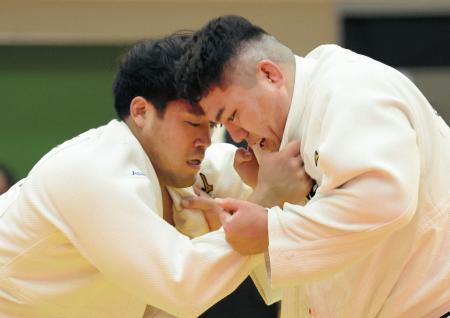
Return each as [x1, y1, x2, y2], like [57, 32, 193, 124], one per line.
[308, 45, 401, 90]
[28, 120, 145, 194]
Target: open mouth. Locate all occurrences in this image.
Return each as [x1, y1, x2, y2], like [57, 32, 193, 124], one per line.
[187, 159, 202, 168]
[259, 138, 267, 149]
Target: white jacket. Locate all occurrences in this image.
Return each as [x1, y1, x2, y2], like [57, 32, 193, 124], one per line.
[266, 45, 450, 318]
[0, 120, 261, 318]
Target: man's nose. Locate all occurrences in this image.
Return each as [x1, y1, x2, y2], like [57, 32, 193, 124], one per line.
[226, 123, 249, 143]
[194, 126, 212, 148]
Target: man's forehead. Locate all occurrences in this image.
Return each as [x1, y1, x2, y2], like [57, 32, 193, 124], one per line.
[200, 90, 228, 121]
[200, 103, 224, 123]
[186, 102, 205, 116]
[169, 99, 205, 116]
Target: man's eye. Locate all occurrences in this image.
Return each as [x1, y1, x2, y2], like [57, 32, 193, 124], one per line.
[227, 111, 237, 122]
[186, 121, 200, 127]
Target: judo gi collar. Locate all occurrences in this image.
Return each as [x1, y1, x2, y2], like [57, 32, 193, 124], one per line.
[279, 55, 317, 151]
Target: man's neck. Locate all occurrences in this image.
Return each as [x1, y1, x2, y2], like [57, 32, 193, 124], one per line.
[285, 56, 296, 107]
[160, 186, 174, 226]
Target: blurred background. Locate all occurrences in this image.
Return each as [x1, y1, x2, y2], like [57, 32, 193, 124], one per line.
[0, 0, 449, 316]
[1, 0, 449, 179]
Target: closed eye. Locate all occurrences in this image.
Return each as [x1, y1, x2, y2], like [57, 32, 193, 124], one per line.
[227, 111, 237, 122]
[186, 121, 200, 127]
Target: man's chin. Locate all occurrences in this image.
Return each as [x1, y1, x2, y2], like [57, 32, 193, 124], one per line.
[168, 175, 196, 189]
[264, 139, 279, 152]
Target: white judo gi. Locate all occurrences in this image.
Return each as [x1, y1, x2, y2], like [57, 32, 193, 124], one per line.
[0, 120, 262, 318]
[262, 45, 450, 318]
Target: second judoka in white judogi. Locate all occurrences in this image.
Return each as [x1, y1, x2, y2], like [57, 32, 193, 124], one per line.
[265, 45, 450, 318]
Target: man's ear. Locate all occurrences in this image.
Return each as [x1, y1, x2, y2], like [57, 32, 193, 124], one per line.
[129, 96, 156, 127]
[256, 59, 285, 87]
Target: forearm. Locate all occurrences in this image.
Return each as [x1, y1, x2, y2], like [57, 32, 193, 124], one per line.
[247, 185, 281, 208]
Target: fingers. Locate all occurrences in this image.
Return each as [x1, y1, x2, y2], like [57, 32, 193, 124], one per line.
[282, 140, 301, 157]
[234, 147, 255, 166]
[181, 194, 226, 231]
[215, 197, 245, 212]
[181, 195, 216, 211]
[217, 208, 232, 225]
[258, 140, 301, 162]
[280, 141, 305, 168]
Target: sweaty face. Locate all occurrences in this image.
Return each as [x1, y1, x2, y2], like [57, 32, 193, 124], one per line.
[199, 81, 289, 152]
[141, 100, 212, 188]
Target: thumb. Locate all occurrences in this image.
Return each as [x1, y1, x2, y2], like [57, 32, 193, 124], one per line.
[281, 140, 301, 157]
[234, 147, 254, 165]
[217, 208, 233, 225]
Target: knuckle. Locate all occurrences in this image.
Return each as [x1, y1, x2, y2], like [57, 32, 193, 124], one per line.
[289, 159, 298, 169]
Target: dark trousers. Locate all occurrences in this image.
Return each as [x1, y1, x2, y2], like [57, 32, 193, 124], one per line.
[200, 277, 278, 318]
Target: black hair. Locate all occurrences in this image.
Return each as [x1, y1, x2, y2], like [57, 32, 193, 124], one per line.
[0, 164, 15, 189]
[176, 15, 267, 104]
[113, 32, 192, 119]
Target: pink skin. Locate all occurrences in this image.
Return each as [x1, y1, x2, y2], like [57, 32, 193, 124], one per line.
[199, 59, 293, 153]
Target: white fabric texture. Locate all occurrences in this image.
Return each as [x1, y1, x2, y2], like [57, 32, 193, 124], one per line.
[264, 45, 450, 318]
[0, 120, 262, 318]
[167, 186, 209, 239]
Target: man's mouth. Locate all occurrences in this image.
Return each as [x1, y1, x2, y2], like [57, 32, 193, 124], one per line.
[187, 159, 203, 168]
[259, 138, 267, 149]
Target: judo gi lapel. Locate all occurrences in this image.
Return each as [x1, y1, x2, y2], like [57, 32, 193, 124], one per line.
[166, 187, 209, 238]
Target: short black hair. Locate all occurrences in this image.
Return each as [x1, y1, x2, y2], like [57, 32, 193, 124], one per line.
[176, 15, 267, 104]
[0, 163, 15, 188]
[113, 32, 191, 119]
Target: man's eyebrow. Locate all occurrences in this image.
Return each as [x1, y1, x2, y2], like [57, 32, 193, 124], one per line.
[215, 107, 225, 122]
[187, 103, 205, 115]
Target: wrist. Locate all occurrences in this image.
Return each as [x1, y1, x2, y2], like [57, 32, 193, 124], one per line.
[249, 185, 280, 208]
[260, 210, 269, 252]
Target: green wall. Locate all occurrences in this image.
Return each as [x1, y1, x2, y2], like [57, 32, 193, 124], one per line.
[0, 45, 127, 179]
